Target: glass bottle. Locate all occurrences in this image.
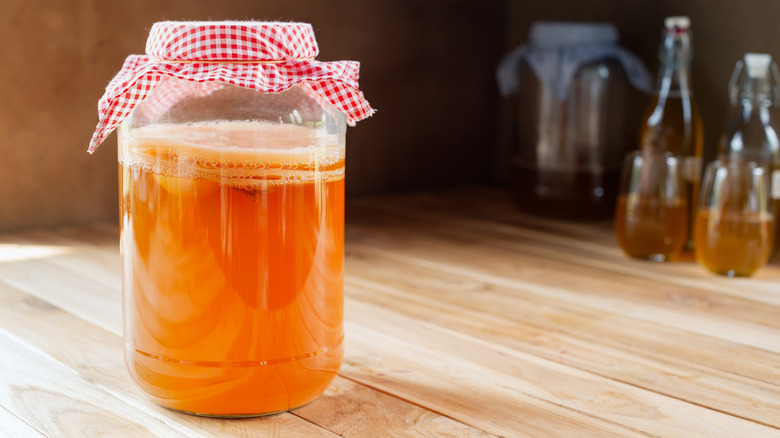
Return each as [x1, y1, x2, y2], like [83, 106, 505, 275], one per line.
[639, 16, 703, 249]
[717, 53, 780, 255]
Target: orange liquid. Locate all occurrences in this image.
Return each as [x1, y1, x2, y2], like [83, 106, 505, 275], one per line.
[118, 122, 344, 416]
[614, 194, 688, 261]
[694, 208, 773, 276]
[639, 95, 703, 157]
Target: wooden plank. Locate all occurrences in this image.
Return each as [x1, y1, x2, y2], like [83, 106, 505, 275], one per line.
[344, 207, 780, 352]
[0, 405, 46, 438]
[341, 298, 780, 437]
[342, 189, 780, 432]
[344, 237, 780, 384]
[0, 223, 665, 436]
[0, 281, 340, 438]
[0, 249, 121, 337]
[350, 186, 616, 245]
[0, 224, 122, 335]
[295, 376, 497, 438]
[353, 188, 780, 306]
[0, 223, 496, 436]
[1, 190, 778, 436]
[0, 278, 489, 437]
[0, 328, 192, 438]
[344, 263, 780, 428]
[343, 203, 780, 420]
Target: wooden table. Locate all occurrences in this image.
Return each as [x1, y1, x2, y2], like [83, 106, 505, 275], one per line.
[1, 186, 779, 437]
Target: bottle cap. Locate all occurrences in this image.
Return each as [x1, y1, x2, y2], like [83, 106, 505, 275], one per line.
[664, 16, 690, 32]
[658, 16, 692, 64]
[728, 53, 779, 106]
[744, 53, 773, 78]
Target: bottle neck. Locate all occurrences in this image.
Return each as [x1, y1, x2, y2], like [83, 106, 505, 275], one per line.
[733, 94, 774, 140]
[655, 62, 692, 99]
[723, 104, 779, 162]
[723, 85, 779, 161]
[642, 29, 699, 157]
[737, 76, 774, 109]
[654, 31, 693, 98]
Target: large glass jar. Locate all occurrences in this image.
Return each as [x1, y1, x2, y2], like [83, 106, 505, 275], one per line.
[117, 76, 346, 416]
[497, 22, 651, 219]
[513, 57, 630, 218]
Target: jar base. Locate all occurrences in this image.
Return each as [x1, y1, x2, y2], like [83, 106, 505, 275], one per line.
[511, 163, 620, 220]
[126, 342, 343, 417]
[628, 253, 677, 263]
[163, 398, 318, 419]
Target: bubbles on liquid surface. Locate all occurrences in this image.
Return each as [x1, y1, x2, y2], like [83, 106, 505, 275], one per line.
[118, 121, 345, 188]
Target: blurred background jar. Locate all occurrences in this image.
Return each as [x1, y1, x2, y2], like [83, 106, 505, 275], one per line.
[497, 22, 652, 219]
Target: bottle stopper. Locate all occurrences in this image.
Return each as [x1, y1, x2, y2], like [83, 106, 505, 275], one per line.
[744, 53, 773, 78]
[664, 16, 691, 32]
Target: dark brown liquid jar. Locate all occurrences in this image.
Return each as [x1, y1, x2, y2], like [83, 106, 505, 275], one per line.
[497, 22, 651, 219]
[88, 21, 374, 417]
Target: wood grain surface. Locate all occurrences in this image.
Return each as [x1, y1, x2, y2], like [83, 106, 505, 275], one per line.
[0, 186, 779, 437]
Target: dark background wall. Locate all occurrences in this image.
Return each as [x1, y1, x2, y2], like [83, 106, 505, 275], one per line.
[0, 0, 505, 230]
[1, 0, 779, 231]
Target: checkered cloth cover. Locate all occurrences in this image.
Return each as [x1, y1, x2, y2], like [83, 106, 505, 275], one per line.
[88, 21, 374, 152]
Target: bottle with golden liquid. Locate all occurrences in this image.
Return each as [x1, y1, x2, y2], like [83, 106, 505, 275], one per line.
[717, 53, 780, 257]
[637, 16, 704, 250]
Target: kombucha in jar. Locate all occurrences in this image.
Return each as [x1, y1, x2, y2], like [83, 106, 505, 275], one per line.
[89, 21, 372, 417]
[118, 80, 347, 417]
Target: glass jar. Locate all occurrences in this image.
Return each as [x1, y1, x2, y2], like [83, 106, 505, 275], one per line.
[117, 76, 346, 416]
[513, 57, 630, 219]
[497, 22, 651, 220]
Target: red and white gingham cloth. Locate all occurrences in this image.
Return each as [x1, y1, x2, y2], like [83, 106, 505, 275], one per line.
[88, 21, 374, 153]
